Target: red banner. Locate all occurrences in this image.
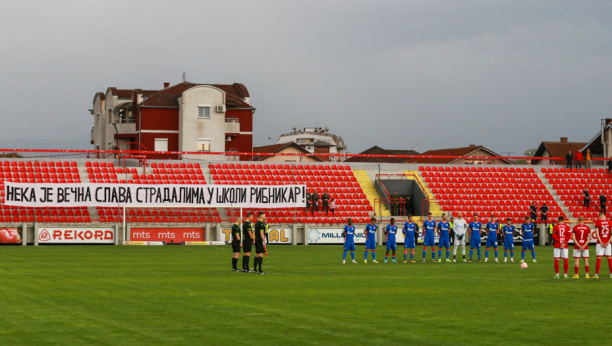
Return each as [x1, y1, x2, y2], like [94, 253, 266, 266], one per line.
[0, 228, 21, 244]
[130, 228, 204, 243]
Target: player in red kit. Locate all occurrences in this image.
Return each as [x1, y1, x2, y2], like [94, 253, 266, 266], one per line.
[552, 216, 571, 279]
[571, 216, 591, 279]
[594, 213, 612, 279]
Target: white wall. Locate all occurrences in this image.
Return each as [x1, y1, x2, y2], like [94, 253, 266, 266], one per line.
[178, 85, 226, 152]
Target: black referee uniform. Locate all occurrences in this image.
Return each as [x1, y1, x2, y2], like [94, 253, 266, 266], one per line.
[254, 220, 266, 273]
[242, 219, 253, 272]
[231, 222, 241, 271]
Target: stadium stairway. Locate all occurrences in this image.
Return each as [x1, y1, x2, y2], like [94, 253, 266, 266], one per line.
[353, 170, 390, 217]
[406, 170, 444, 218]
[536, 170, 574, 222]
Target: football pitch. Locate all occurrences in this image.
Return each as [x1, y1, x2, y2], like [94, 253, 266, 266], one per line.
[0, 245, 610, 346]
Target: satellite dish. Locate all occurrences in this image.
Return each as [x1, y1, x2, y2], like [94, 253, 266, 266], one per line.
[292, 126, 297, 131]
[324, 127, 329, 132]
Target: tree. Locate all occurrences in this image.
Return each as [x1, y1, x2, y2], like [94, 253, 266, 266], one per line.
[513, 148, 537, 165]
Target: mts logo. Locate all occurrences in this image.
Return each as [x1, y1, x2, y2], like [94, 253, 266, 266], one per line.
[222, 229, 290, 243]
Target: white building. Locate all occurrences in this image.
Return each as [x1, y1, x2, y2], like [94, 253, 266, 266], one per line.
[276, 127, 347, 159]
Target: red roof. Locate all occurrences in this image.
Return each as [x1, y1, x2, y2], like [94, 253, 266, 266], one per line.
[533, 141, 587, 165]
[140, 82, 251, 108]
[408, 146, 512, 164]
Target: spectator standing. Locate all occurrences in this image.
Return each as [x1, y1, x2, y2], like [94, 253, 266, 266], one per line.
[566, 151, 573, 169]
[414, 222, 420, 246]
[329, 199, 336, 215]
[575, 150, 583, 169]
[586, 149, 592, 169]
[600, 193, 607, 214]
[405, 196, 413, 216]
[584, 188, 591, 210]
[391, 191, 399, 216]
[321, 190, 330, 215]
[540, 202, 549, 227]
[529, 202, 538, 222]
[311, 191, 319, 213]
[607, 157, 612, 177]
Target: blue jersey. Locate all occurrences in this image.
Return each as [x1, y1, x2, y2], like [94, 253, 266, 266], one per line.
[403, 222, 416, 237]
[423, 220, 436, 238]
[486, 222, 499, 238]
[522, 223, 534, 240]
[385, 225, 398, 242]
[365, 224, 377, 241]
[502, 225, 515, 239]
[469, 221, 482, 239]
[437, 221, 450, 239]
[343, 225, 356, 243]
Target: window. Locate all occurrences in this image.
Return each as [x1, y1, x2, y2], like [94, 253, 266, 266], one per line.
[197, 139, 211, 152]
[198, 106, 211, 119]
[154, 138, 168, 152]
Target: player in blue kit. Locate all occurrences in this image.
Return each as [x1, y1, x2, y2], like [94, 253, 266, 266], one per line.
[502, 218, 515, 262]
[468, 214, 483, 262]
[364, 217, 378, 263]
[422, 213, 437, 262]
[520, 216, 537, 263]
[384, 218, 398, 263]
[485, 215, 500, 262]
[342, 218, 358, 264]
[403, 216, 417, 263]
[437, 214, 451, 262]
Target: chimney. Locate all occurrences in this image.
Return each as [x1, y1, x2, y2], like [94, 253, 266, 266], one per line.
[469, 144, 476, 147]
[606, 119, 612, 126]
[560, 137, 568, 143]
[163, 82, 170, 88]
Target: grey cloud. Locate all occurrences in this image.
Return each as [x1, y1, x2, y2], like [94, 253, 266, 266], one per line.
[0, 1, 611, 155]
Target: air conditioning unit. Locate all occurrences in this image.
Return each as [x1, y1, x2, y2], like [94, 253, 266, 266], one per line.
[225, 136, 232, 141]
[216, 105, 226, 113]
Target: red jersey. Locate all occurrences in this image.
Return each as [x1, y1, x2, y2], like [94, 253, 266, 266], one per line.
[553, 223, 571, 249]
[595, 220, 612, 244]
[572, 224, 591, 249]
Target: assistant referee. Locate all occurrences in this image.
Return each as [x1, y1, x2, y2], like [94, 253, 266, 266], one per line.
[231, 221, 242, 271]
[241, 212, 254, 272]
[253, 212, 267, 274]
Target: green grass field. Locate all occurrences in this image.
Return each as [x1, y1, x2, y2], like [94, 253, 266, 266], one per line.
[0, 245, 610, 345]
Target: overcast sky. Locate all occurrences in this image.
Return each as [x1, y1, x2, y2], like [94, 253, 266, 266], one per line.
[1, 1, 611, 155]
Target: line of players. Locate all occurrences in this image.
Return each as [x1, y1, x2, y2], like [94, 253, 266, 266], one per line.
[343, 212, 536, 264]
[551, 214, 612, 279]
[342, 212, 612, 279]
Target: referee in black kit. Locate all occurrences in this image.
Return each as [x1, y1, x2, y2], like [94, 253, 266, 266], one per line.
[231, 220, 242, 271]
[253, 212, 267, 274]
[241, 212, 254, 272]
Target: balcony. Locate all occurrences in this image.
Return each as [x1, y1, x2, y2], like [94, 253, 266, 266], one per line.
[224, 118, 240, 134]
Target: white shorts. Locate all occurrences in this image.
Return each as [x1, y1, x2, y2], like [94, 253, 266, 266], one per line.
[454, 235, 466, 246]
[596, 244, 612, 257]
[573, 249, 589, 258]
[554, 248, 569, 259]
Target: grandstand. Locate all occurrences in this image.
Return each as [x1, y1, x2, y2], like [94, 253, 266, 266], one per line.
[542, 167, 612, 220]
[0, 149, 608, 245]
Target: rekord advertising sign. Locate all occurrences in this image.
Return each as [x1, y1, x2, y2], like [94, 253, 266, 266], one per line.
[221, 227, 292, 244]
[130, 228, 204, 243]
[308, 228, 367, 244]
[38, 228, 114, 244]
